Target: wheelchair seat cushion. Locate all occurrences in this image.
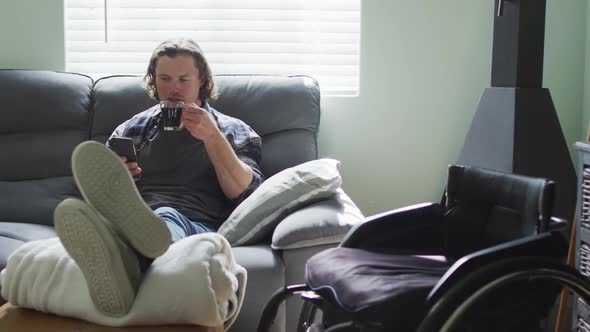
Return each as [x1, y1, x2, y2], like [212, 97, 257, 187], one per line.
[306, 247, 452, 326]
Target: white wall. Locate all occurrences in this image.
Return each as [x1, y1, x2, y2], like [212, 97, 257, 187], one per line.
[1, 0, 586, 216]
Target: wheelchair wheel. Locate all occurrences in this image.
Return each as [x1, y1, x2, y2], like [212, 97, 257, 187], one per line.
[417, 257, 590, 332]
[298, 300, 318, 332]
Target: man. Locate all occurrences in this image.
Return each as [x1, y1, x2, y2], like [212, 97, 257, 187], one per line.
[53, 38, 263, 317]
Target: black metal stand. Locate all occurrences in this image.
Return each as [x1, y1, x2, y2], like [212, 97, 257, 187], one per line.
[456, 0, 576, 224]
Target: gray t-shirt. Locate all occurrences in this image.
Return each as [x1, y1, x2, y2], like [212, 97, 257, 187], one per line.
[137, 129, 228, 229]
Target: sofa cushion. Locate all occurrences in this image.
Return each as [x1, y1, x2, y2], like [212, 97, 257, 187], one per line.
[0, 177, 80, 226]
[0, 237, 24, 275]
[0, 222, 57, 272]
[0, 222, 57, 242]
[91, 76, 158, 143]
[271, 189, 365, 250]
[212, 75, 320, 177]
[0, 70, 93, 181]
[219, 159, 342, 246]
[0, 70, 91, 228]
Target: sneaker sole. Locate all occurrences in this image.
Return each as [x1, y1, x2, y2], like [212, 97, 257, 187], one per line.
[54, 198, 134, 317]
[71, 141, 170, 258]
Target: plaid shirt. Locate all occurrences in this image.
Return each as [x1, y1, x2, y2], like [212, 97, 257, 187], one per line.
[106, 102, 264, 205]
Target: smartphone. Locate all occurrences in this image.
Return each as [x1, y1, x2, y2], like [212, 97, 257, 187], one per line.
[108, 137, 137, 162]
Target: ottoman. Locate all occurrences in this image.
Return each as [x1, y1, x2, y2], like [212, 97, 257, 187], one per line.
[0, 303, 224, 332]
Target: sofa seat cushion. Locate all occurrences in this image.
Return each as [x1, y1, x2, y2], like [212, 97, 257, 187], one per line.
[0, 237, 25, 275]
[0, 222, 56, 271]
[0, 177, 80, 226]
[0, 222, 56, 242]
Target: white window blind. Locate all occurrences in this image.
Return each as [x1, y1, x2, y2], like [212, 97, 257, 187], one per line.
[65, 0, 361, 96]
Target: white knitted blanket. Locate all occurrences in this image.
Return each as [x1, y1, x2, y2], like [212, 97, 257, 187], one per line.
[0, 233, 246, 329]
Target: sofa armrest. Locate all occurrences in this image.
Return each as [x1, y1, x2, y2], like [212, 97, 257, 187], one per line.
[271, 189, 364, 250]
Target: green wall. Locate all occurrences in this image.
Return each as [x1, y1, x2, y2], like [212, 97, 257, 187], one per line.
[585, 1, 590, 140]
[321, 0, 586, 215]
[1, 0, 587, 216]
[0, 0, 65, 70]
[545, 0, 586, 151]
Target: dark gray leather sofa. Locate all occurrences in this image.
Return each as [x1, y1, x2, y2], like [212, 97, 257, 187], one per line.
[0, 70, 362, 331]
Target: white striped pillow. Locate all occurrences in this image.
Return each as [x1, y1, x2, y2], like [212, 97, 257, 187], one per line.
[218, 159, 342, 246]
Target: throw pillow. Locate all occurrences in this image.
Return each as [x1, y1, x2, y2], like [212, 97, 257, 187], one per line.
[218, 158, 342, 246]
[271, 188, 365, 249]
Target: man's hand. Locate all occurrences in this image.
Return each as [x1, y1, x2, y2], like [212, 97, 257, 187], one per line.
[179, 103, 219, 141]
[177, 103, 252, 199]
[121, 156, 142, 176]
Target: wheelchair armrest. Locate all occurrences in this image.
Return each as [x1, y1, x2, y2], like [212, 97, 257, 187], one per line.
[548, 216, 568, 231]
[426, 231, 567, 305]
[339, 202, 445, 252]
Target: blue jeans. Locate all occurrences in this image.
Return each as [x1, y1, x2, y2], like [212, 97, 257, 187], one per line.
[138, 207, 215, 272]
[154, 207, 216, 243]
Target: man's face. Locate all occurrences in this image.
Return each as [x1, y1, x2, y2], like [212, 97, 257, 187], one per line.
[155, 55, 203, 105]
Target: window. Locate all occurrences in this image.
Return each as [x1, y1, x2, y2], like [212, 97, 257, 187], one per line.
[65, 0, 361, 96]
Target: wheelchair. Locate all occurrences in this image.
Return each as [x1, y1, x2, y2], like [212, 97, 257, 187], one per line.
[257, 165, 590, 332]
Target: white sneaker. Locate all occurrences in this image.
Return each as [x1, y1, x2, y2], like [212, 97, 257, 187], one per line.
[54, 198, 141, 317]
[71, 140, 171, 258]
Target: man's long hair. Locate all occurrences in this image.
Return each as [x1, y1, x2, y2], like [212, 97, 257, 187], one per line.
[144, 38, 218, 103]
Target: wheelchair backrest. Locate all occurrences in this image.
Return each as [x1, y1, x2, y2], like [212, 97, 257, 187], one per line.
[442, 165, 555, 258]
